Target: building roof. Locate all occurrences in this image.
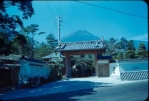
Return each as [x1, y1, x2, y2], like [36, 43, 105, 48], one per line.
[55, 38, 105, 52]
[0, 54, 23, 61]
[19, 57, 47, 64]
[42, 52, 61, 59]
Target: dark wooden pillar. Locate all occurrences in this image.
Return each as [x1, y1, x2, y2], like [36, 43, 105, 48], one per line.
[94, 52, 98, 76]
[65, 54, 71, 78]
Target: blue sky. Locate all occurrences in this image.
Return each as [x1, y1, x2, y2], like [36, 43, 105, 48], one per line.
[7, 1, 148, 43]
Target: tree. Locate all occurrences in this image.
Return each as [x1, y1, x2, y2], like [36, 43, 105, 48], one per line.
[46, 33, 58, 54]
[120, 37, 128, 50]
[0, 0, 34, 55]
[34, 42, 50, 60]
[20, 24, 41, 58]
[117, 52, 124, 60]
[127, 40, 135, 51]
[124, 50, 136, 59]
[136, 43, 148, 58]
[0, 1, 34, 29]
[46, 33, 58, 48]
[124, 40, 136, 59]
[0, 31, 12, 55]
[11, 34, 28, 55]
[105, 38, 118, 57]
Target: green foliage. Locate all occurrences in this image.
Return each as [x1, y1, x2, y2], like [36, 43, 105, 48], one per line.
[0, 32, 12, 55]
[47, 61, 64, 81]
[71, 54, 95, 69]
[117, 52, 123, 60]
[105, 37, 125, 60]
[105, 38, 118, 56]
[11, 34, 33, 57]
[124, 50, 136, 59]
[20, 24, 45, 58]
[71, 54, 95, 77]
[48, 66, 63, 81]
[22, 24, 39, 35]
[46, 33, 58, 48]
[0, 1, 34, 55]
[34, 33, 58, 59]
[124, 40, 136, 59]
[105, 37, 147, 60]
[0, 1, 34, 34]
[34, 42, 50, 60]
[127, 40, 135, 51]
[120, 37, 128, 50]
[136, 43, 148, 58]
[1, 1, 34, 18]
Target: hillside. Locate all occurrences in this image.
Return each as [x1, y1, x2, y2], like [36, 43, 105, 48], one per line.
[133, 40, 148, 50]
[61, 30, 99, 42]
[61, 30, 148, 50]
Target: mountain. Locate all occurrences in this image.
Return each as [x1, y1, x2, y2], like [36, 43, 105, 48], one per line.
[61, 30, 99, 42]
[61, 30, 148, 49]
[133, 40, 148, 50]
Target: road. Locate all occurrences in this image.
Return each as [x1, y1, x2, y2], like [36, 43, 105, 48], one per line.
[3, 80, 148, 101]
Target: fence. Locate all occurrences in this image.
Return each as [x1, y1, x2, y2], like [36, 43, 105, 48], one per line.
[120, 70, 148, 80]
[19, 74, 40, 88]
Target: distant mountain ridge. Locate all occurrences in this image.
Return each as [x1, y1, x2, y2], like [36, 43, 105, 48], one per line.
[61, 30, 148, 49]
[61, 30, 99, 42]
[133, 40, 148, 49]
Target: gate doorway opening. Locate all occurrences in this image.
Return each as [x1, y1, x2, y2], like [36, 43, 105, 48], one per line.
[71, 54, 95, 78]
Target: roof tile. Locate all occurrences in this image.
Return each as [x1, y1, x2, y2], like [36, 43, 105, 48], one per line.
[55, 40, 105, 51]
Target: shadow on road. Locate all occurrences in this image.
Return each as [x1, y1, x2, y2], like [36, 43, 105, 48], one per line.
[1, 80, 113, 101]
[6, 88, 95, 101]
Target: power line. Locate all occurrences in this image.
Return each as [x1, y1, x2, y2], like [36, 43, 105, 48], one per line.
[55, 1, 62, 16]
[75, 1, 148, 19]
[53, 1, 60, 16]
[46, 2, 56, 23]
[46, 2, 58, 35]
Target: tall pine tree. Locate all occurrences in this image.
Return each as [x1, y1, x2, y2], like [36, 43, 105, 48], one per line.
[136, 43, 148, 58]
[124, 40, 136, 59]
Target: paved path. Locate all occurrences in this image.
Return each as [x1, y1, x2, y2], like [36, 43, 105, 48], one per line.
[0, 76, 148, 101]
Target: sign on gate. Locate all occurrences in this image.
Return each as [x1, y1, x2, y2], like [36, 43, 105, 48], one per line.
[51, 58, 63, 62]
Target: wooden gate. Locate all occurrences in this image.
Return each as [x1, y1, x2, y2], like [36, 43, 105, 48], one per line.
[98, 64, 109, 77]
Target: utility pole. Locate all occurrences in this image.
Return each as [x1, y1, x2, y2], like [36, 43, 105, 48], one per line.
[56, 16, 62, 45]
[31, 33, 34, 59]
[56, 16, 62, 58]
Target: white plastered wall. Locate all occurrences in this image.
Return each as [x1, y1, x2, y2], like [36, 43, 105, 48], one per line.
[109, 61, 120, 77]
[118, 61, 148, 72]
[19, 60, 51, 78]
[109, 61, 148, 77]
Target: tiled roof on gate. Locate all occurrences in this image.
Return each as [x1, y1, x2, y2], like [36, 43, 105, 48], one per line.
[55, 37, 106, 51]
[0, 54, 23, 61]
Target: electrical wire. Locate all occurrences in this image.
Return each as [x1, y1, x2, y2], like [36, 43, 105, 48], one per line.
[46, 2, 56, 22]
[46, 2, 57, 34]
[75, 1, 148, 19]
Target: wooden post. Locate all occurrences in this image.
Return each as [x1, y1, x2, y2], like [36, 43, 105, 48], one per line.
[94, 52, 98, 77]
[65, 54, 71, 78]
